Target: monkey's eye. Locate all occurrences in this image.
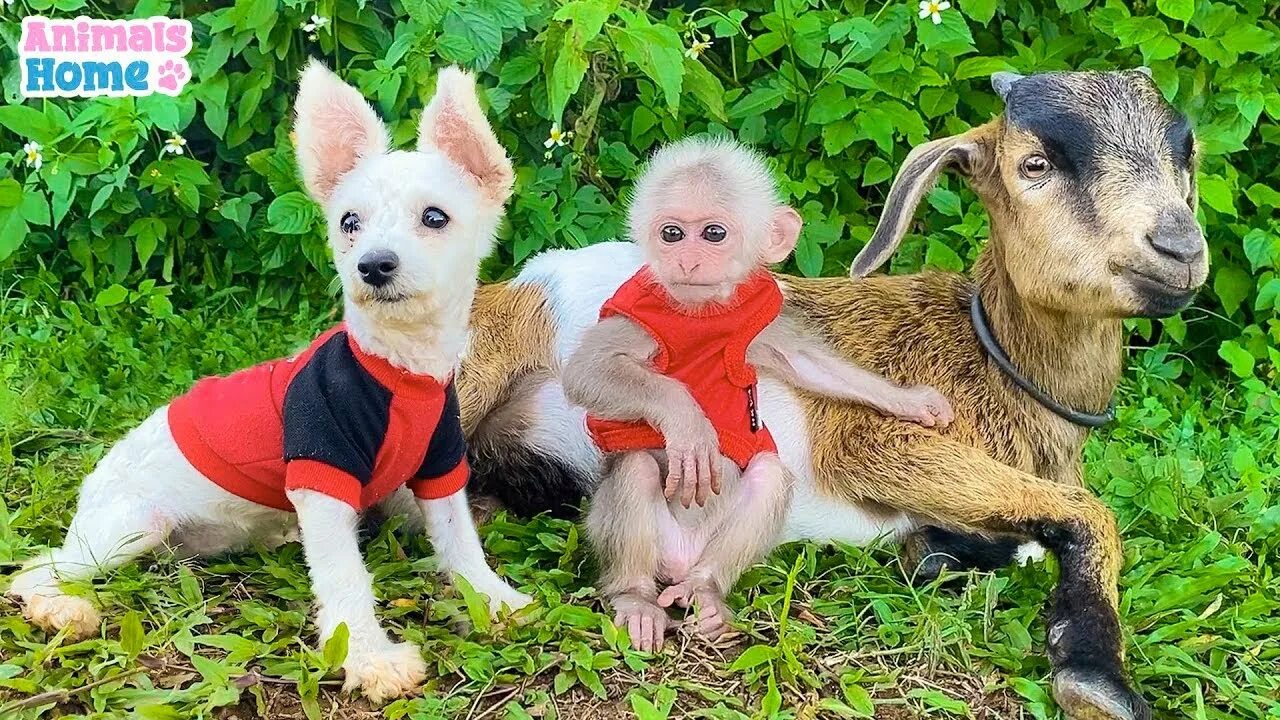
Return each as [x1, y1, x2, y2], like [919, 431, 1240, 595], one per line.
[702, 224, 727, 243]
[1019, 154, 1052, 180]
[660, 224, 685, 243]
[340, 211, 361, 235]
[422, 207, 449, 229]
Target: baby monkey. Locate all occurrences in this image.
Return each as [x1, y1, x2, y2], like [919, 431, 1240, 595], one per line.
[562, 138, 955, 651]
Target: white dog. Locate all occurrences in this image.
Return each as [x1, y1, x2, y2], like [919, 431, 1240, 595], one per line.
[7, 61, 531, 703]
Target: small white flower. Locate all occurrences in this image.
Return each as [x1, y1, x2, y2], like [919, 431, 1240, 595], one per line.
[164, 134, 187, 155]
[22, 141, 42, 170]
[919, 0, 951, 24]
[543, 125, 572, 149]
[302, 14, 329, 32]
[685, 36, 713, 59]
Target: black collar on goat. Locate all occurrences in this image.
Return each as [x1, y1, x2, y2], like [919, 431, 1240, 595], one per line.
[969, 290, 1116, 427]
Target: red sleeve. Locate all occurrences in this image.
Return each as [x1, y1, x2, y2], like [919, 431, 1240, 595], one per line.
[408, 457, 469, 500]
[285, 459, 363, 509]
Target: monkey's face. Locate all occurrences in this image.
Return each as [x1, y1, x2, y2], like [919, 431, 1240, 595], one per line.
[644, 201, 756, 306]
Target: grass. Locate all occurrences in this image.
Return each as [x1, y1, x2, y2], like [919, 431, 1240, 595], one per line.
[0, 286, 1277, 720]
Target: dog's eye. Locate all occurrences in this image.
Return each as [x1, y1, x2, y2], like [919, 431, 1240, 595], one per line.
[702, 224, 727, 243]
[660, 224, 685, 243]
[422, 207, 449, 229]
[1019, 154, 1052, 180]
[340, 212, 360, 235]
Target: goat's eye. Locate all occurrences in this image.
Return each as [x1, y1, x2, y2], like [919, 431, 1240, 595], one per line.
[340, 212, 360, 235]
[1019, 154, 1052, 180]
[660, 224, 685, 243]
[702, 224, 727, 243]
[422, 207, 449, 229]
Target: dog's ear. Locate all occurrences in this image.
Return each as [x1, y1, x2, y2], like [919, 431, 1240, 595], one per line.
[294, 59, 388, 204]
[418, 67, 514, 206]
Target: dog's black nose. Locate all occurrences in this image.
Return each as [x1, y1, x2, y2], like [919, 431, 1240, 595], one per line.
[357, 250, 399, 288]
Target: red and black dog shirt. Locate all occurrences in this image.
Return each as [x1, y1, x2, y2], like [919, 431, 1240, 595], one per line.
[167, 325, 467, 512]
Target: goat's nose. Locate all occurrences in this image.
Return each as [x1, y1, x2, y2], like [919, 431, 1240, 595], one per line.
[357, 250, 399, 288]
[1146, 208, 1204, 264]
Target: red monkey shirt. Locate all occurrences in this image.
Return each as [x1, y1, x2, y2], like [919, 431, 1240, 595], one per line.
[167, 326, 468, 512]
[585, 266, 782, 469]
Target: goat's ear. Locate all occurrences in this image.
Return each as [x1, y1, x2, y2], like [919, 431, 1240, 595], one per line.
[418, 67, 515, 206]
[762, 206, 802, 264]
[294, 59, 389, 204]
[849, 134, 982, 278]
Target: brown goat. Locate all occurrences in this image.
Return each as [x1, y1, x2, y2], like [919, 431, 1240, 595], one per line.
[455, 70, 1206, 720]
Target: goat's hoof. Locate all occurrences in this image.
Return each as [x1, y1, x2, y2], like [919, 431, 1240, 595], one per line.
[1053, 668, 1151, 720]
[23, 594, 101, 640]
[342, 641, 426, 704]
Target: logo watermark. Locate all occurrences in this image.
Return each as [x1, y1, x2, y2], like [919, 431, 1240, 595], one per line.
[19, 16, 192, 98]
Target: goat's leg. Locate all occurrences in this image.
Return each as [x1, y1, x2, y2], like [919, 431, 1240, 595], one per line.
[900, 526, 1046, 584]
[825, 437, 1148, 720]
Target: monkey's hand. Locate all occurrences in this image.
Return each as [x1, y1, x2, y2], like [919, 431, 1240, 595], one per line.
[660, 415, 723, 508]
[887, 385, 955, 428]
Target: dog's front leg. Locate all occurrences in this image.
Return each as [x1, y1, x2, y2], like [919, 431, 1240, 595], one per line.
[418, 489, 532, 616]
[288, 489, 426, 703]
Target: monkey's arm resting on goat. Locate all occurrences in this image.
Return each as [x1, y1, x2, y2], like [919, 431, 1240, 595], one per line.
[562, 316, 710, 434]
[749, 320, 955, 428]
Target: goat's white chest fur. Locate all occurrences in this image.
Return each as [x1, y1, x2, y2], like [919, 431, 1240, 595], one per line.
[514, 242, 911, 546]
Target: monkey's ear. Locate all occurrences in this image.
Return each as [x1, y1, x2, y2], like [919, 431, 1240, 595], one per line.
[418, 66, 514, 206]
[294, 59, 389, 204]
[849, 132, 986, 278]
[762, 206, 802, 264]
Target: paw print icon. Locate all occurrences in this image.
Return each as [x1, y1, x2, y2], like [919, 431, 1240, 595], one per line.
[155, 59, 189, 95]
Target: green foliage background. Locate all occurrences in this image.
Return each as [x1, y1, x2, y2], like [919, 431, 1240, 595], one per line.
[0, 1, 1279, 719]
[1, 0, 1278, 380]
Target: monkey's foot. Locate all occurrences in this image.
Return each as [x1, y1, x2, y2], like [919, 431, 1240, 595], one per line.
[658, 581, 732, 641]
[1052, 669, 1151, 720]
[613, 594, 668, 652]
[23, 593, 101, 640]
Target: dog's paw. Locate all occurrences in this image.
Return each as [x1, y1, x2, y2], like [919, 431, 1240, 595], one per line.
[485, 585, 533, 617]
[23, 594, 100, 640]
[342, 641, 427, 704]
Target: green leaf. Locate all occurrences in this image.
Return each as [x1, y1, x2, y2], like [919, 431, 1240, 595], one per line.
[1255, 277, 1280, 312]
[95, 284, 129, 307]
[682, 59, 726, 121]
[862, 157, 893, 186]
[0, 105, 60, 143]
[1156, 0, 1194, 23]
[728, 86, 786, 120]
[841, 681, 875, 716]
[119, 610, 145, 658]
[322, 623, 349, 672]
[1198, 174, 1236, 216]
[1213, 266, 1253, 316]
[1243, 229, 1278, 273]
[925, 239, 965, 272]
[267, 192, 319, 235]
[955, 57, 1015, 80]
[964, 0, 999, 24]
[553, 0, 616, 45]
[728, 643, 777, 671]
[127, 218, 167, 264]
[548, 32, 589, 122]
[1217, 340, 1255, 377]
[610, 15, 685, 113]
[452, 573, 493, 634]
[0, 180, 21, 208]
